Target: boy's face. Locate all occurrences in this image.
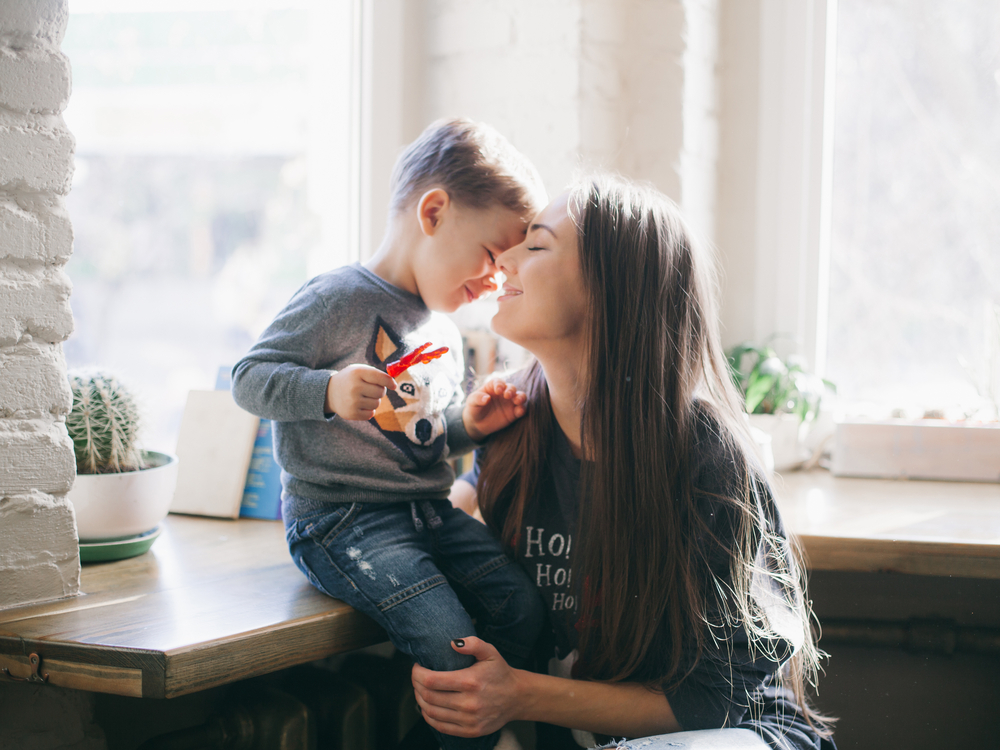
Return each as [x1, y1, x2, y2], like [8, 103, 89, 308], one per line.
[414, 197, 530, 313]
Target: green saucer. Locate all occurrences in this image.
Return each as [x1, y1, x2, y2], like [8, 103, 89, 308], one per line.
[79, 526, 162, 563]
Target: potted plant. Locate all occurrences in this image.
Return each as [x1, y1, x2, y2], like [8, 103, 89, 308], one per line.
[65, 371, 179, 556]
[726, 342, 834, 471]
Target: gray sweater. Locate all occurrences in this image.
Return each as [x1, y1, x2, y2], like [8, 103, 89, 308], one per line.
[232, 264, 476, 504]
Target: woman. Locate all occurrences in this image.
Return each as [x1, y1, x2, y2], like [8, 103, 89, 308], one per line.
[413, 176, 835, 749]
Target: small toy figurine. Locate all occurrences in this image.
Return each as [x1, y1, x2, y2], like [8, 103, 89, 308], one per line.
[387, 342, 449, 378]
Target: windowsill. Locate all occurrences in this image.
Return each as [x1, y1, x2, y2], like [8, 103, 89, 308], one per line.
[774, 468, 1000, 579]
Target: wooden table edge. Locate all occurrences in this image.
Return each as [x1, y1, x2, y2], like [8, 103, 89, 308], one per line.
[0, 637, 164, 698]
[797, 534, 1000, 579]
[160, 605, 387, 698]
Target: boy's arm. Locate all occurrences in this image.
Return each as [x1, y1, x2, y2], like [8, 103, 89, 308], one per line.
[231, 280, 342, 422]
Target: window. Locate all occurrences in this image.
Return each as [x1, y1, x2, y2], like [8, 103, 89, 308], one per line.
[63, 0, 359, 447]
[825, 0, 1000, 419]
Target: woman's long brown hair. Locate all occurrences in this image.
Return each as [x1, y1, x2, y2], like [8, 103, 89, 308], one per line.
[478, 175, 833, 735]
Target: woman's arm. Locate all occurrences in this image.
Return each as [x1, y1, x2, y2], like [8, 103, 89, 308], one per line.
[448, 477, 482, 519]
[411, 637, 682, 739]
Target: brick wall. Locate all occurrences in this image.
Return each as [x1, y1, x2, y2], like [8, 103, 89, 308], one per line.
[0, 0, 79, 610]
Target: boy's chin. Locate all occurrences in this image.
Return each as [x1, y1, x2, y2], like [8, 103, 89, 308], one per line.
[426, 296, 462, 314]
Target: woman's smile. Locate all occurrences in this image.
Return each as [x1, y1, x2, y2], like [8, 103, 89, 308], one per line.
[497, 283, 522, 302]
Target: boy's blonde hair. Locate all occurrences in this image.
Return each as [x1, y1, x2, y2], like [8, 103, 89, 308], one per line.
[389, 118, 546, 218]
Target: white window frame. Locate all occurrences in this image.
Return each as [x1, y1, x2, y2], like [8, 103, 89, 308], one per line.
[748, 0, 837, 376]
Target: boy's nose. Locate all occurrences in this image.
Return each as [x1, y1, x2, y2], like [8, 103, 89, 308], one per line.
[470, 270, 500, 296]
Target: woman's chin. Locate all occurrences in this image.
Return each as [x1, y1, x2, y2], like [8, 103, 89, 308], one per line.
[490, 311, 518, 342]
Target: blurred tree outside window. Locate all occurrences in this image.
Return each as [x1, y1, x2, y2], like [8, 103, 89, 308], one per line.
[827, 0, 1000, 420]
[63, 0, 356, 448]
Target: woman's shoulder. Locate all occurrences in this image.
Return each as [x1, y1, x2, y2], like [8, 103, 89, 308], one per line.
[686, 401, 784, 547]
[687, 401, 761, 495]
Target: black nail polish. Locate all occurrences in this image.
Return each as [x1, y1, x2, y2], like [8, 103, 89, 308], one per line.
[453, 638, 465, 648]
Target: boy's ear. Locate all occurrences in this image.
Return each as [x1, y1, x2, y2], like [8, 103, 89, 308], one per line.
[416, 188, 450, 236]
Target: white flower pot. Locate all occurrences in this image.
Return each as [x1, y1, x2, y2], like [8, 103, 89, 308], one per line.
[747, 414, 809, 472]
[67, 450, 180, 542]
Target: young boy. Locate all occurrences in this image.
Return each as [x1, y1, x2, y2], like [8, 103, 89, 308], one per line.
[232, 119, 546, 750]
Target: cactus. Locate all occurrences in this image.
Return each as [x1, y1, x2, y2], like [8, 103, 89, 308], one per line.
[66, 371, 145, 474]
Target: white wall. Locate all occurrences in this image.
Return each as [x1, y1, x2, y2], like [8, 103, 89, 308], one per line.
[364, 0, 832, 367]
[364, 0, 721, 250]
[0, 0, 80, 609]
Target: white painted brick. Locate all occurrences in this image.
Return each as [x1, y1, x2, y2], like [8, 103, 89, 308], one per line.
[0, 418, 76, 495]
[0, 0, 69, 48]
[0, 491, 80, 610]
[0, 197, 42, 259]
[0, 112, 75, 194]
[0, 260, 74, 346]
[0, 195, 72, 263]
[0, 42, 72, 115]
[0, 340, 72, 418]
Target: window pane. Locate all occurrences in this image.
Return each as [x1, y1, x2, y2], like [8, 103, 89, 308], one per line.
[63, 1, 350, 447]
[826, 0, 1000, 418]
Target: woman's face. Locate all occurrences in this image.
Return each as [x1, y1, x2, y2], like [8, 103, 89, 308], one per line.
[491, 193, 589, 350]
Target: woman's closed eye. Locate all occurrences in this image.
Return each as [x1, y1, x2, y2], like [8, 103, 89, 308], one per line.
[527, 246, 545, 252]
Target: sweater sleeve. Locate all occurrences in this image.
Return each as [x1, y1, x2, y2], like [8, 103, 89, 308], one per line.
[231, 278, 340, 422]
[445, 403, 479, 456]
[664, 413, 798, 731]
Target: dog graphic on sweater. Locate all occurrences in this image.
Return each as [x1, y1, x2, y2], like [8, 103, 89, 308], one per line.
[366, 318, 458, 469]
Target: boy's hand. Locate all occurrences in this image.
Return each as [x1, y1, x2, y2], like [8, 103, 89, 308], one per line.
[462, 379, 527, 442]
[326, 365, 397, 420]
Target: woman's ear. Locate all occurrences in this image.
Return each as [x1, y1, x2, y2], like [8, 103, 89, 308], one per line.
[416, 188, 450, 236]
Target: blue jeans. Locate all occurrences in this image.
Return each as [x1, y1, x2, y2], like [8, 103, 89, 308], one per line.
[284, 494, 544, 750]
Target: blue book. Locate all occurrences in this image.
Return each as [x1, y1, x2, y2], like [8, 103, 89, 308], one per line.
[216, 367, 283, 520]
[239, 420, 283, 520]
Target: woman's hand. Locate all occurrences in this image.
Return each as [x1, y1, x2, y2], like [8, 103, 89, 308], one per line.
[462, 379, 527, 442]
[413, 640, 682, 740]
[411, 637, 522, 738]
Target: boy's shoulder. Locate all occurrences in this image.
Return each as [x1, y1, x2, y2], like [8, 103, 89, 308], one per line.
[295, 264, 419, 311]
[302, 263, 374, 295]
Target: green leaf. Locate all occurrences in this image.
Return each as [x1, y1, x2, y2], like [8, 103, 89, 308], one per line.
[745, 373, 776, 413]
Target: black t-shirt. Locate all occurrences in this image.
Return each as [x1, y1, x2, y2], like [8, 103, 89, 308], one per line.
[515, 420, 583, 659]
[462, 407, 835, 750]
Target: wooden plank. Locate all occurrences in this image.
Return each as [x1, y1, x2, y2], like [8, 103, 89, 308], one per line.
[775, 469, 1000, 579]
[0, 652, 143, 696]
[164, 609, 386, 698]
[798, 536, 1000, 580]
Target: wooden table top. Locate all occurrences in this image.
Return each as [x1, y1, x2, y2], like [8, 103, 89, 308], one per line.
[2, 470, 998, 700]
[774, 469, 1000, 579]
[0, 515, 385, 699]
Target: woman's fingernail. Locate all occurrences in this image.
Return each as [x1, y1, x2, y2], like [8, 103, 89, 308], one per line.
[453, 638, 465, 648]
